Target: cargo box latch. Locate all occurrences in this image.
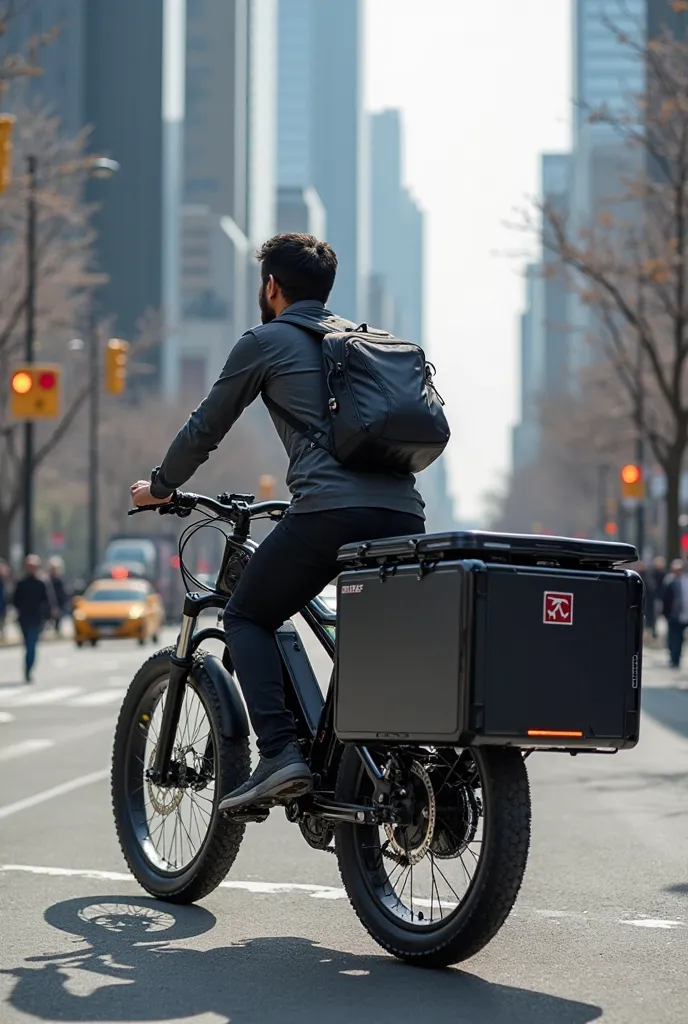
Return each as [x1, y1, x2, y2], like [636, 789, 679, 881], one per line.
[378, 562, 398, 582]
[417, 557, 438, 581]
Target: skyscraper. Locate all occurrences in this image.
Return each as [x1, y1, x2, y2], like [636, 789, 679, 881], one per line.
[572, 0, 645, 136]
[277, 0, 368, 319]
[183, 0, 275, 242]
[541, 154, 571, 394]
[568, 0, 646, 372]
[168, 0, 277, 399]
[647, 0, 686, 38]
[512, 265, 546, 471]
[369, 110, 424, 341]
[4, 0, 186, 377]
[367, 108, 454, 529]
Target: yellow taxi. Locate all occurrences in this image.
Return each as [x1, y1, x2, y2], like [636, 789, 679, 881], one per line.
[73, 575, 164, 647]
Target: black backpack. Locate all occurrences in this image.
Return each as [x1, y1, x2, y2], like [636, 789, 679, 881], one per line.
[264, 320, 450, 475]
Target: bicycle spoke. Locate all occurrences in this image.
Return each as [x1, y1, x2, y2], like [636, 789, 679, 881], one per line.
[131, 674, 217, 874]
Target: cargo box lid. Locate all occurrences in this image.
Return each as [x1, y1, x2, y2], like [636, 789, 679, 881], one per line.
[337, 530, 638, 568]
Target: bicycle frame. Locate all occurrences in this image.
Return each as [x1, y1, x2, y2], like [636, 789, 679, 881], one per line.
[151, 504, 346, 797]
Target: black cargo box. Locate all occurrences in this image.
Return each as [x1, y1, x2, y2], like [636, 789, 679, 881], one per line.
[334, 531, 643, 750]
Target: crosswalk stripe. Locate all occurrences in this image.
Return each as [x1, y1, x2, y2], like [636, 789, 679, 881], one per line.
[1, 686, 83, 707]
[68, 689, 126, 707]
[0, 687, 29, 702]
[0, 738, 54, 762]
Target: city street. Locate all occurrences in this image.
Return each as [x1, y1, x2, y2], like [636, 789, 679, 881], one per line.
[0, 630, 686, 1024]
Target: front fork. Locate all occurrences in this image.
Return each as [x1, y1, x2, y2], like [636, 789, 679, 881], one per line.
[151, 610, 196, 782]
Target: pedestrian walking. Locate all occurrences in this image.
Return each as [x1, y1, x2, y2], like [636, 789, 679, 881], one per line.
[0, 559, 10, 641]
[661, 558, 688, 669]
[47, 556, 69, 635]
[12, 555, 51, 682]
[647, 555, 666, 640]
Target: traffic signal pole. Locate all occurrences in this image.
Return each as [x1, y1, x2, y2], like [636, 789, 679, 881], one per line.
[636, 434, 645, 558]
[23, 155, 37, 557]
[88, 314, 100, 578]
[635, 343, 645, 559]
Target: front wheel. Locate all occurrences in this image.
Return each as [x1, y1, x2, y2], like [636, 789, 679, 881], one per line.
[335, 745, 531, 968]
[111, 648, 250, 903]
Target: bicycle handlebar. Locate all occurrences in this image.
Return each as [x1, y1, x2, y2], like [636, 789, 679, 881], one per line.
[127, 490, 290, 523]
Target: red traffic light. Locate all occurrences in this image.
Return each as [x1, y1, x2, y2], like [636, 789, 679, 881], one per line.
[38, 371, 56, 390]
[621, 464, 641, 486]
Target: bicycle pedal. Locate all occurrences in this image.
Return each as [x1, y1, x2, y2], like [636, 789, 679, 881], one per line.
[221, 806, 271, 823]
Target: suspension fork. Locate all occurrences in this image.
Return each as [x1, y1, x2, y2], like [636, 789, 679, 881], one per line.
[151, 609, 197, 781]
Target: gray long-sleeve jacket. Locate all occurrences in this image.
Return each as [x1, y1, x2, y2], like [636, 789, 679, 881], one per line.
[150, 300, 425, 518]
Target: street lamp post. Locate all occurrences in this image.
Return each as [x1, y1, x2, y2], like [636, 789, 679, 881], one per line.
[85, 157, 119, 579]
[22, 155, 37, 557]
[20, 153, 119, 568]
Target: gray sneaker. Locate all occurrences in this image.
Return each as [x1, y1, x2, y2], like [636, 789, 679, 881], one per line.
[219, 741, 312, 812]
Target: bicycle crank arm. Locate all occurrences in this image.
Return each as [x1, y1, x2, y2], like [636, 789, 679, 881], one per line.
[305, 795, 405, 826]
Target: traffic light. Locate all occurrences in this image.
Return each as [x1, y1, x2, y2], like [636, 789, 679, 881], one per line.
[0, 114, 15, 194]
[105, 338, 129, 395]
[10, 365, 61, 420]
[620, 463, 645, 500]
[258, 474, 276, 500]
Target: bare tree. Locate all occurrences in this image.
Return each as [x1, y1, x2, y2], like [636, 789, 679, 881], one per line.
[531, 18, 688, 557]
[0, 104, 105, 557]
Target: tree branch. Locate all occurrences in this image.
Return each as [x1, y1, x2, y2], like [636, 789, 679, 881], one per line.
[31, 383, 90, 471]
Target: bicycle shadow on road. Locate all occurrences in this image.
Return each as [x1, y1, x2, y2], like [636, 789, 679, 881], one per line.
[0, 895, 603, 1024]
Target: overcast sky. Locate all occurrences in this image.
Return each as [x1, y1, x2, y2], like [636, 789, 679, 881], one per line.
[365, 0, 572, 521]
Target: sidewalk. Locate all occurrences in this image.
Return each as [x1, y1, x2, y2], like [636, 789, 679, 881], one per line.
[642, 641, 688, 690]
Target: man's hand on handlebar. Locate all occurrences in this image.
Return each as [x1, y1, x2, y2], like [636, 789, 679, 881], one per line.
[130, 480, 173, 508]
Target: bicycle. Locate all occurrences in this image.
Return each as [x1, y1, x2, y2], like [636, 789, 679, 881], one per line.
[112, 489, 531, 967]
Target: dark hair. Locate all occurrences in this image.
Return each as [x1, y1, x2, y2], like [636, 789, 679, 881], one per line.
[256, 233, 337, 304]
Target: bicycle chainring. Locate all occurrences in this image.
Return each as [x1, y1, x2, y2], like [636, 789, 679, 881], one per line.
[384, 760, 436, 866]
[299, 814, 334, 852]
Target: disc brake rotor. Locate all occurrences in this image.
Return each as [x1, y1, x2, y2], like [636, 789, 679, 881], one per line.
[146, 748, 184, 816]
[384, 760, 436, 865]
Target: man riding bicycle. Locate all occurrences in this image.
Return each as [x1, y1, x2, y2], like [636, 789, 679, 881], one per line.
[131, 234, 425, 810]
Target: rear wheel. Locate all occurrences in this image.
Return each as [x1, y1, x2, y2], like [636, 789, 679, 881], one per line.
[335, 745, 530, 967]
[112, 648, 250, 903]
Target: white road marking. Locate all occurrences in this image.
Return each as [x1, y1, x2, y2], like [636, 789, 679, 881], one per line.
[0, 711, 14, 724]
[0, 738, 54, 762]
[0, 687, 29, 702]
[0, 685, 82, 707]
[0, 863, 346, 898]
[0, 768, 109, 820]
[1, 864, 132, 881]
[68, 689, 126, 707]
[621, 919, 687, 929]
[3, 864, 684, 930]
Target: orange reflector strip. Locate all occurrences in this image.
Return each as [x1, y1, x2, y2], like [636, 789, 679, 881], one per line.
[527, 729, 583, 738]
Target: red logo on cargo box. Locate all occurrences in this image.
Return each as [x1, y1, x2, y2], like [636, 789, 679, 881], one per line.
[543, 591, 574, 625]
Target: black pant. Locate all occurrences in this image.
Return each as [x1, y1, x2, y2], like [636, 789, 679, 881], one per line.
[667, 618, 686, 668]
[224, 507, 425, 757]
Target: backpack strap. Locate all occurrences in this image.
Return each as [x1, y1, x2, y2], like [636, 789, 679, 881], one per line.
[259, 312, 346, 453]
[262, 392, 330, 454]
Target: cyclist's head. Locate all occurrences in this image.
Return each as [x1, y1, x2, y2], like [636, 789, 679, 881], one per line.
[256, 233, 337, 323]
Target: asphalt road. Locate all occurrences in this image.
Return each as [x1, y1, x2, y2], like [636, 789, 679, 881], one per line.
[0, 627, 686, 1024]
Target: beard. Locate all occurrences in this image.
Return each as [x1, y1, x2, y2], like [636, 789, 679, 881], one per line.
[258, 282, 276, 324]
